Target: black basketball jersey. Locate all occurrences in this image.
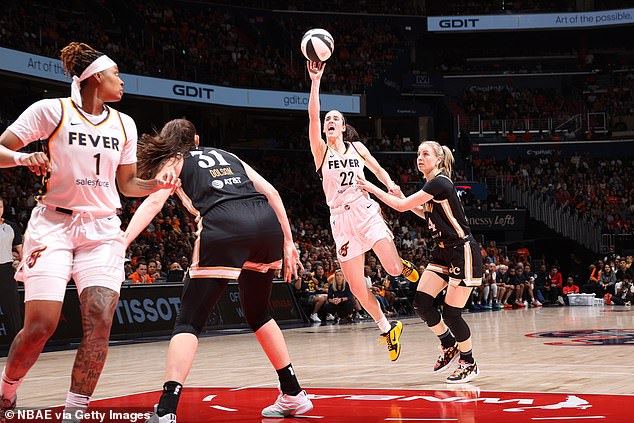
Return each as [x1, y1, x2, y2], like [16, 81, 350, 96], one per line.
[421, 173, 472, 243]
[178, 147, 265, 216]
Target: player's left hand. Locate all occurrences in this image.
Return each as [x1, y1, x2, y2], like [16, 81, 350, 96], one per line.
[283, 239, 303, 283]
[155, 168, 181, 192]
[355, 175, 377, 194]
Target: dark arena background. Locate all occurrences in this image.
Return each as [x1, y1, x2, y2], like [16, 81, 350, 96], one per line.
[1, 1, 633, 422]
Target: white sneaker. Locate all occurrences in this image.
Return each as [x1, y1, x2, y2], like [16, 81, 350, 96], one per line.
[261, 390, 313, 417]
[326, 313, 335, 321]
[146, 404, 177, 423]
[146, 412, 176, 423]
[309, 313, 321, 322]
[533, 299, 542, 307]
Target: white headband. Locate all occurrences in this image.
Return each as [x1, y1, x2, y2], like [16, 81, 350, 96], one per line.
[70, 55, 117, 108]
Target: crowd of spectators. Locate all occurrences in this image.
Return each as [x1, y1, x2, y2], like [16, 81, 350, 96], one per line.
[585, 71, 634, 118]
[426, 0, 577, 15]
[476, 154, 634, 234]
[458, 86, 581, 121]
[0, 0, 404, 94]
[468, 244, 633, 310]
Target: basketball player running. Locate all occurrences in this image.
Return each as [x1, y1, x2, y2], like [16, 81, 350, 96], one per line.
[0, 42, 178, 420]
[307, 61, 419, 361]
[357, 141, 482, 383]
[122, 119, 313, 421]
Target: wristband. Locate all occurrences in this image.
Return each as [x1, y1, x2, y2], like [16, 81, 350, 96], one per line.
[13, 152, 28, 166]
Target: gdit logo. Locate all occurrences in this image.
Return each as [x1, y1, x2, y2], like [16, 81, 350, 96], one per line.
[172, 84, 214, 99]
[439, 18, 480, 28]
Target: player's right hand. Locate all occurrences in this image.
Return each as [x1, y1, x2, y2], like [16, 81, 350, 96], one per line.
[19, 152, 51, 176]
[307, 61, 325, 81]
[283, 239, 303, 283]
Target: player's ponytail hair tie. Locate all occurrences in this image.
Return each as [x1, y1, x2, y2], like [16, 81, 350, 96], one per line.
[71, 55, 117, 108]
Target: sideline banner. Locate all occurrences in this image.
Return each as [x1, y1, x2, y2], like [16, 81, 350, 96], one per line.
[467, 209, 526, 232]
[471, 139, 634, 160]
[0, 47, 361, 113]
[428, 8, 634, 32]
[0, 281, 303, 349]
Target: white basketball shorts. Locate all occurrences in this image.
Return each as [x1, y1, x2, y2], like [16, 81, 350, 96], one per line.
[330, 197, 394, 262]
[16, 206, 125, 301]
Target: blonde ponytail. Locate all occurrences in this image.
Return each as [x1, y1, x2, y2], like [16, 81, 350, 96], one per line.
[440, 145, 455, 176]
[418, 140, 455, 177]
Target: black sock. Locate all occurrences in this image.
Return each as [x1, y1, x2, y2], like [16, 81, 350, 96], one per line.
[276, 364, 302, 396]
[460, 349, 475, 364]
[156, 381, 182, 416]
[438, 329, 456, 349]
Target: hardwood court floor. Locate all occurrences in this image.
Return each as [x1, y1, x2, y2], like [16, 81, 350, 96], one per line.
[2, 305, 633, 408]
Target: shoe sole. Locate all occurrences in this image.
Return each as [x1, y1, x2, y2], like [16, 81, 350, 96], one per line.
[446, 366, 480, 384]
[261, 401, 314, 418]
[434, 350, 460, 373]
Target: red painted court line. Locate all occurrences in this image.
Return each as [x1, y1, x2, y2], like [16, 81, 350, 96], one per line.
[88, 387, 633, 423]
[11, 387, 632, 422]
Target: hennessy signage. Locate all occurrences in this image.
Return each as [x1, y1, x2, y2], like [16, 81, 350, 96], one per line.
[466, 209, 526, 231]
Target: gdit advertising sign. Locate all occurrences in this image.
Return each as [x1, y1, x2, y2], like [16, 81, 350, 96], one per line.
[0, 47, 361, 113]
[428, 8, 634, 31]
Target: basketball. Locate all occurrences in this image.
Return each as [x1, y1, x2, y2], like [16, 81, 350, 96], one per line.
[300, 28, 334, 62]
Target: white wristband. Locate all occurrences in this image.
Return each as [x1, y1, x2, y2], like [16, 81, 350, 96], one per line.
[13, 152, 28, 166]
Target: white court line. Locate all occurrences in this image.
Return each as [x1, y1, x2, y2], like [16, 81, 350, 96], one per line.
[210, 405, 237, 412]
[531, 417, 605, 421]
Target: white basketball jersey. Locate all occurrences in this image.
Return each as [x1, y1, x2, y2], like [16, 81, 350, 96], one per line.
[319, 142, 368, 209]
[38, 98, 133, 215]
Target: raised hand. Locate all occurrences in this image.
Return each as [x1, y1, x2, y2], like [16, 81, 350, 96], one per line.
[307, 61, 325, 81]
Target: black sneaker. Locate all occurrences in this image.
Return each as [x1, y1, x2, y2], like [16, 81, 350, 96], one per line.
[446, 360, 480, 383]
[433, 343, 459, 372]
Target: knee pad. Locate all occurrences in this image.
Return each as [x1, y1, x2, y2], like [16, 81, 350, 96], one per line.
[413, 291, 441, 327]
[172, 318, 205, 338]
[246, 312, 272, 333]
[442, 305, 471, 342]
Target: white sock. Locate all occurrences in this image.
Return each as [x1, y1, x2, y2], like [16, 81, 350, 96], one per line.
[1, 367, 23, 400]
[63, 391, 90, 413]
[376, 316, 391, 333]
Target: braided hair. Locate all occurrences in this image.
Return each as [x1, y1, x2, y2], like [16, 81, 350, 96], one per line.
[60, 42, 104, 77]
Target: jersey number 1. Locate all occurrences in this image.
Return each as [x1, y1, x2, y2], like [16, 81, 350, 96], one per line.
[93, 153, 101, 175]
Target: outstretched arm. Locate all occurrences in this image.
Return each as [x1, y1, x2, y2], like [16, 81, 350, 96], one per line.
[116, 161, 180, 198]
[357, 175, 433, 212]
[123, 158, 183, 247]
[307, 61, 327, 170]
[354, 142, 399, 194]
[242, 160, 303, 282]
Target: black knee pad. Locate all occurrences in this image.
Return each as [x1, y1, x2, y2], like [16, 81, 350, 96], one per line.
[172, 317, 205, 338]
[442, 305, 471, 342]
[413, 291, 441, 327]
[246, 312, 272, 333]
